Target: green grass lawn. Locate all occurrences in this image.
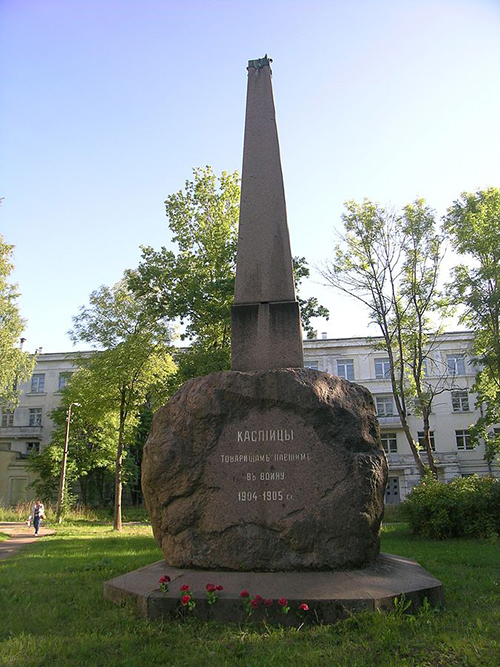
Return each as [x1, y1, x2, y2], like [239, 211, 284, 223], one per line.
[0, 522, 498, 666]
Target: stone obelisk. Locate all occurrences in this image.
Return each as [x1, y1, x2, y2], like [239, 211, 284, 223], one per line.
[107, 58, 443, 622]
[231, 56, 304, 371]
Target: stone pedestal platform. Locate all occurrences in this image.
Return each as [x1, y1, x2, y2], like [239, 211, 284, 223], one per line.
[104, 553, 444, 624]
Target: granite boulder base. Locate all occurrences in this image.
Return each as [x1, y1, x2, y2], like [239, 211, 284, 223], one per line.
[142, 368, 387, 572]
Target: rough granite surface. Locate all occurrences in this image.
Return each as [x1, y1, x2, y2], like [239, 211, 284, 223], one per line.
[142, 368, 387, 571]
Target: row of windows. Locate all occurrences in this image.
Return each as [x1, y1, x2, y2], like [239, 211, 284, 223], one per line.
[381, 429, 475, 454]
[0, 392, 472, 430]
[306, 354, 469, 380]
[1, 408, 43, 427]
[28, 372, 72, 394]
[374, 390, 470, 417]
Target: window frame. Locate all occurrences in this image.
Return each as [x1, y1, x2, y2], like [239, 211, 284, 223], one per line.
[28, 408, 42, 427]
[336, 358, 355, 381]
[58, 372, 72, 391]
[381, 432, 398, 453]
[417, 430, 436, 451]
[451, 390, 470, 412]
[1, 410, 14, 427]
[30, 373, 46, 393]
[455, 429, 474, 451]
[375, 395, 395, 417]
[374, 357, 391, 379]
[447, 354, 466, 376]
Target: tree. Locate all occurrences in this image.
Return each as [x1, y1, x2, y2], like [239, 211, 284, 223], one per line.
[28, 367, 117, 505]
[321, 199, 451, 479]
[444, 187, 500, 464]
[398, 200, 455, 478]
[0, 234, 34, 407]
[128, 166, 329, 385]
[69, 279, 175, 529]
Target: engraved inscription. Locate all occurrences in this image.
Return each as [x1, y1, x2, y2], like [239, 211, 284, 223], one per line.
[204, 408, 328, 522]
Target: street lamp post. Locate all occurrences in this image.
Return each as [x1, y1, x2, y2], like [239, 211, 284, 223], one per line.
[56, 402, 80, 524]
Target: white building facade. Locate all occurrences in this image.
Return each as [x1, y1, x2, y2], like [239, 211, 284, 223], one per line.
[0, 333, 498, 505]
[303, 331, 498, 503]
[0, 352, 81, 504]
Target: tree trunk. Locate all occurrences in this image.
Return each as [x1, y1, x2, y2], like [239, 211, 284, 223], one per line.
[422, 407, 439, 479]
[113, 433, 124, 531]
[399, 419, 426, 478]
[384, 335, 427, 479]
[113, 390, 127, 531]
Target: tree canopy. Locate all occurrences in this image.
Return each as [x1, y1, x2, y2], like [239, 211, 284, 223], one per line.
[321, 198, 453, 478]
[68, 278, 175, 528]
[444, 187, 500, 464]
[128, 166, 329, 386]
[0, 234, 34, 407]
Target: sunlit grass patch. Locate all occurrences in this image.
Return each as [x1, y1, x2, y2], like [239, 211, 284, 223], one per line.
[0, 521, 498, 666]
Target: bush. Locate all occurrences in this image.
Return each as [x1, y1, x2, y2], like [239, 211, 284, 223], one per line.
[401, 474, 500, 539]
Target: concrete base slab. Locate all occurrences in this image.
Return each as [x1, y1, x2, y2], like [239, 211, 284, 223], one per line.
[103, 553, 444, 624]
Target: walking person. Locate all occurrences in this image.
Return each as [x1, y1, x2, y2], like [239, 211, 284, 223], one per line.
[27, 499, 46, 535]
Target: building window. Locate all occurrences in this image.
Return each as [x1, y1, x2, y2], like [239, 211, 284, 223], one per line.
[28, 408, 42, 427]
[417, 431, 435, 451]
[456, 429, 474, 451]
[26, 442, 40, 454]
[375, 358, 391, 379]
[58, 372, 72, 391]
[305, 360, 318, 370]
[337, 359, 354, 380]
[376, 396, 395, 416]
[451, 390, 470, 412]
[1, 410, 14, 427]
[30, 373, 46, 393]
[381, 432, 397, 453]
[447, 354, 466, 376]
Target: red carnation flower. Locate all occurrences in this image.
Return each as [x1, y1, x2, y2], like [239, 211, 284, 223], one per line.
[264, 599, 273, 607]
[254, 594, 263, 603]
[299, 603, 309, 611]
[206, 583, 216, 592]
[159, 575, 171, 584]
[216, 585, 224, 591]
[278, 598, 288, 607]
[240, 589, 250, 598]
[180, 584, 190, 591]
[181, 594, 191, 606]
[249, 598, 261, 609]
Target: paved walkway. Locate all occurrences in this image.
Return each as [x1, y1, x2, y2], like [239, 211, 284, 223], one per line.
[0, 522, 55, 561]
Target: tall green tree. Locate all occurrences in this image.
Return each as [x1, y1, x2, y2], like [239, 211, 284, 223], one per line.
[444, 187, 500, 464]
[322, 198, 452, 479]
[0, 234, 34, 407]
[69, 279, 175, 529]
[28, 366, 117, 505]
[128, 166, 329, 386]
[398, 200, 456, 478]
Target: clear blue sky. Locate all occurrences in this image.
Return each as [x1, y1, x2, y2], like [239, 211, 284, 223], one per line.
[1, 0, 499, 353]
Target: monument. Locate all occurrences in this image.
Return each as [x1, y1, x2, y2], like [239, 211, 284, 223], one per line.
[104, 57, 444, 622]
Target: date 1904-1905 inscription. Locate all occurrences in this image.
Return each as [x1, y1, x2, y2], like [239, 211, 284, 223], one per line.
[238, 490, 294, 502]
